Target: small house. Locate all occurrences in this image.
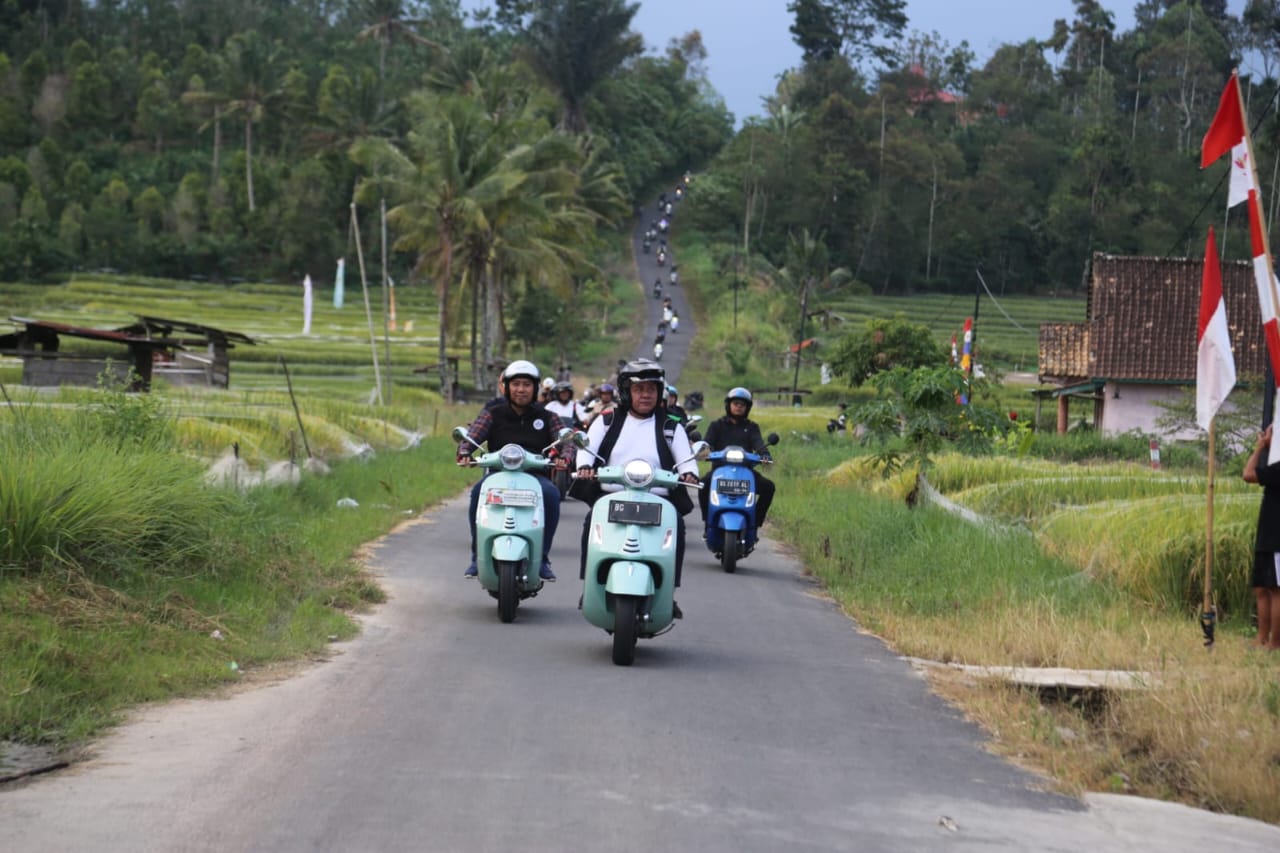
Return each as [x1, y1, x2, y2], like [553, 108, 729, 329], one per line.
[1037, 252, 1269, 436]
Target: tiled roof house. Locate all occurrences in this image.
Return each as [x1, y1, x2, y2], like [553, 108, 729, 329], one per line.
[1038, 252, 1269, 436]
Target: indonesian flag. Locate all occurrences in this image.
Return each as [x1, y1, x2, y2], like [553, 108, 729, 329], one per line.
[1196, 227, 1236, 431]
[1202, 72, 1280, 462]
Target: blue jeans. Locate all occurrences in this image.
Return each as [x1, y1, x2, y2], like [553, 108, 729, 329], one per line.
[468, 474, 561, 563]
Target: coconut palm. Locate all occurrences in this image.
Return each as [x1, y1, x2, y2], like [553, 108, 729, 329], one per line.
[220, 31, 287, 213]
[352, 90, 525, 402]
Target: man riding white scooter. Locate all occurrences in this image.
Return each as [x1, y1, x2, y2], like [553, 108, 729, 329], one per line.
[575, 359, 700, 617]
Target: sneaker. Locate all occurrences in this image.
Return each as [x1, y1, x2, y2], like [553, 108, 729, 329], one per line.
[672, 601, 683, 619]
[464, 560, 477, 578]
[539, 558, 557, 581]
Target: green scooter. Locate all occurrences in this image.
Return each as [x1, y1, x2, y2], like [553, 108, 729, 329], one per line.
[453, 426, 579, 623]
[579, 445, 707, 665]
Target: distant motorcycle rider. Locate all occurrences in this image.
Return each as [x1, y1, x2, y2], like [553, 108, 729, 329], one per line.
[699, 387, 775, 528]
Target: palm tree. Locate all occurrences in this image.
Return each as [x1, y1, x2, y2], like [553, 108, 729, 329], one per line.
[775, 229, 851, 397]
[353, 0, 445, 107]
[220, 31, 287, 213]
[520, 0, 643, 133]
[352, 91, 515, 402]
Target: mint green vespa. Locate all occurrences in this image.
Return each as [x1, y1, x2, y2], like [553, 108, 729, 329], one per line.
[581, 445, 707, 665]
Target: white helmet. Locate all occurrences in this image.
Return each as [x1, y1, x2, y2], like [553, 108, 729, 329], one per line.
[501, 360, 540, 401]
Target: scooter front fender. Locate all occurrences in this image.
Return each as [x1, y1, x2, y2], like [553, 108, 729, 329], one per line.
[605, 561, 657, 598]
[490, 534, 531, 564]
[717, 512, 747, 533]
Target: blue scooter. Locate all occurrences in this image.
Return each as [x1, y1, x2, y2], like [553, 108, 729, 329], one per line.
[578, 445, 707, 665]
[704, 432, 778, 574]
[453, 426, 579, 623]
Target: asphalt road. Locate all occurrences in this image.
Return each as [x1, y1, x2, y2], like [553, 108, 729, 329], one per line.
[3, 498, 1279, 852]
[2, 196, 1278, 851]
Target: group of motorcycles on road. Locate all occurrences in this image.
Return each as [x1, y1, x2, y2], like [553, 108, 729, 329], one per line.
[454, 421, 777, 665]
[453, 175, 781, 665]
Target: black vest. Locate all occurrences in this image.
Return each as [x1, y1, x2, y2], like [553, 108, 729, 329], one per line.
[487, 400, 557, 456]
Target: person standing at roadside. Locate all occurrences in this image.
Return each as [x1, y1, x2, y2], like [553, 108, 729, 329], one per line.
[1244, 424, 1280, 650]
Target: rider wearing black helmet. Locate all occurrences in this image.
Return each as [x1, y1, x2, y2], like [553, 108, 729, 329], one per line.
[576, 359, 700, 615]
[456, 359, 565, 581]
[699, 387, 775, 528]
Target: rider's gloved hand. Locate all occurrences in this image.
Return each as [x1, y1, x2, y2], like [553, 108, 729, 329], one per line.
[678, 473, 700, 485]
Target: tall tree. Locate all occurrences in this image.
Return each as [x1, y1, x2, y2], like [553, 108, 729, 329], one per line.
[520, 0, 643, 133]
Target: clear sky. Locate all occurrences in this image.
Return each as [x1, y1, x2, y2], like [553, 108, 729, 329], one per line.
[459, 1, 1253, 126]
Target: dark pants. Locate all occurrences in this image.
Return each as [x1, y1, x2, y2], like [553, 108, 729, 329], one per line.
[468, 473, 560, 563]
[579, 502, 686, 587]
[699, 471, 775, 528]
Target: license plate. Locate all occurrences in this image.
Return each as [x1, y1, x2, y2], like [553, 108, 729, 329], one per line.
[607, 499, 663, 526]
[716, 479, 752, 496]
[486, 488, 539, 507]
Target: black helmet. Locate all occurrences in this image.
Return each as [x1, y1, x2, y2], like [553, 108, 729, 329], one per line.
[724, 386, 753, 416]
[554, 381, 573, 396]
[617, 358, 666, 408]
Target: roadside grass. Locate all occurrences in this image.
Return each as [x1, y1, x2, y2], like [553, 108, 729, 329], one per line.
[0, 391, 476, 746]
[764, 437, 1280, 823]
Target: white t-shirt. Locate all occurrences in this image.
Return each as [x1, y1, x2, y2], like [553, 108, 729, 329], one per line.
[545, 398, 585, 425]
[583, 410, 697, 495]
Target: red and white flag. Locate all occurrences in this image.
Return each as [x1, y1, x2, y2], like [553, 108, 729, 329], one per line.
[1202, 72, 1280, 461]
[1196, 227, 1236, 431]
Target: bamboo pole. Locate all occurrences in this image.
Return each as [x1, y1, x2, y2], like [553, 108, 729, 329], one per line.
[279, 355, 312, 460]
[1233, 70, 1280, 448]
[350, 202, 384, 406]
[381, 199, 392, 405]
[1202, 418, 1217, 649]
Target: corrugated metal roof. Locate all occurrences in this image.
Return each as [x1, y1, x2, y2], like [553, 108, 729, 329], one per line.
[6, 317, 171, 348]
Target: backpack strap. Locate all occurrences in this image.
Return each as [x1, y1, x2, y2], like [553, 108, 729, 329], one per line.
[593, 409, 678, 471]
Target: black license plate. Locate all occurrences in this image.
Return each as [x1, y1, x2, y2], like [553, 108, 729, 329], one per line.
[607, 499, 663, 526]
[716, 479, 752, 496]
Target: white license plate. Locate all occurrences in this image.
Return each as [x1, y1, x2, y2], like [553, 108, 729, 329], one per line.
[486, 489, 539, 507]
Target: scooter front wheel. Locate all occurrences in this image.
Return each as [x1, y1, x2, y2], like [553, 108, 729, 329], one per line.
[496, 559, 519, 623]
[611, 596, 639, 666]
[721, 529, 739, 574]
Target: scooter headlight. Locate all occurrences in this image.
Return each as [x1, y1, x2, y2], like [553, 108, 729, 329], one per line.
[622, 459, 654, 488]
[725, 448, 745, 465]
[499, 444, 526, 470]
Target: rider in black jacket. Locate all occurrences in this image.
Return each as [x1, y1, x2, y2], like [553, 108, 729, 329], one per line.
[456, 360, 564, 581]
[699, 387, 775, 527]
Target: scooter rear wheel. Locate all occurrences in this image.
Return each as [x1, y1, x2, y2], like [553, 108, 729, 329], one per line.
[612, 596, 638, 666]
[721, 529, 739, 574]
[496, 559, 519, 623]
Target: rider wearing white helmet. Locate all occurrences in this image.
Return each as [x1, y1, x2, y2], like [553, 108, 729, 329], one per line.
[456, 360, 565, 580]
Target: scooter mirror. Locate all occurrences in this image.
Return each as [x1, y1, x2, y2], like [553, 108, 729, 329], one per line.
[690, 440, 711, 461]
[570, 430, 590, 449]
[766, 432, 780, 446]
[555, 427, 574, 442]
[451, 426, 470, 444]
[687, 415, 703, 426]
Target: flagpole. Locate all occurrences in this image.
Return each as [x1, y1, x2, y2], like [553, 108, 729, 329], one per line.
[1234, 70, 1280, 328]
[1202, 418, 1217, 649]
[1233, 70, 1280, 446]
